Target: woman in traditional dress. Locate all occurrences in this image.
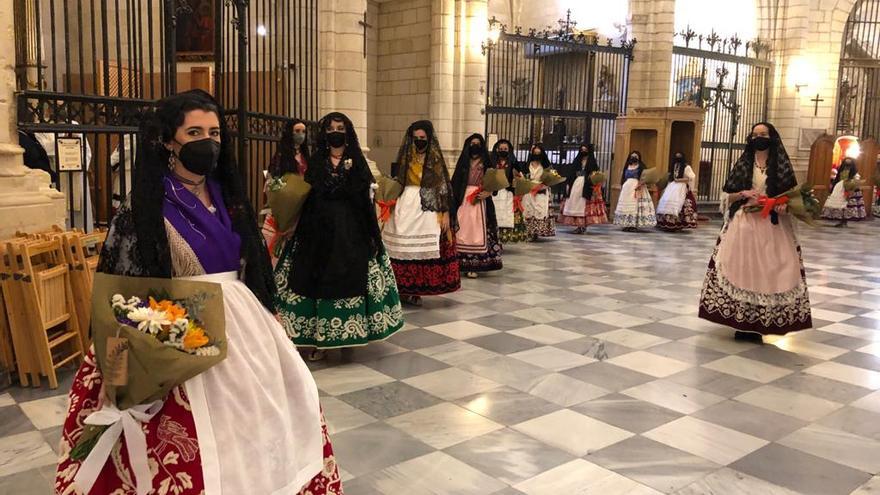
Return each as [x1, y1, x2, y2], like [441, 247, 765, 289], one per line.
[874, 159, 880, 218]
[56, 90, 342, 495]
[821, 157, 867, 226]
[262, 118, 310, 265]
[491, 139, 528, 243]
[614, 150, 657, 231]
[382, 120, 460, 305]
[451, 133, 503, 278]
[558, 144, 608, 233]
[656, 151, 698, 231]
[522, 144, 556, 240]
[275, 112, 404, 361]
[698, 122, 812, 342]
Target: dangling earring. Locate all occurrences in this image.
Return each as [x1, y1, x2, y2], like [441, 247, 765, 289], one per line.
[168, 152, 176, 172]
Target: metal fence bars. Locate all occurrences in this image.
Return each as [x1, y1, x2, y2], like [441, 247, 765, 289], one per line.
[670, 29, 772, 204]
[837, 0, 880, 139]
[13, 0, 320, 230]
[483, 20, 635, 201]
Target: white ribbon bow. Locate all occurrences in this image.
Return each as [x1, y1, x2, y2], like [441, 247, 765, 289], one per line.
[74, 400, 164, 495]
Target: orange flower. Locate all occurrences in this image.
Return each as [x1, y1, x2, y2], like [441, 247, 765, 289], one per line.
[149, 297, 187, 321]
[183, 325, 209, 350]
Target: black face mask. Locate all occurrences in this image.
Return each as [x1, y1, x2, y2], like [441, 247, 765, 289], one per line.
[414, 138, 428, 152]
[326, 131, 346, 148]
[529, 153, 542, 163]
[469, 144, 483, 157]
[752, 136, 771, 151]
[496, 150, 509, 159]
[674, 155, 684, 163]
[176, 138, 221, 176]
[628, 156, 640, 164]
[292, 133, 306, 147]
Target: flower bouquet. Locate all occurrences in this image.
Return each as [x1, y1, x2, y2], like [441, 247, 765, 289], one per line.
[540, 169, 567, 187]
[71, 274, 227, 463]
[514, 177, 543, 197]
[589, 171, 607, 186]
[839, 170, 862, 192]
[744, 184, 821, 226]
[266, 172, 312, 232]
[640, 167, 664, 186]
[482, 169, 510, 193]
[375, 175, 403, 222]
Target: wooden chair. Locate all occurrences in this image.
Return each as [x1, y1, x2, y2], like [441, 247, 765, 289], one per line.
[10, 238, 85, 388]
[62, 231, 106, 347]
[0, 239, 42, 386]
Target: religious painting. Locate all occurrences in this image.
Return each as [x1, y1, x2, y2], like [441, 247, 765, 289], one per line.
[176, 0, 216, 62]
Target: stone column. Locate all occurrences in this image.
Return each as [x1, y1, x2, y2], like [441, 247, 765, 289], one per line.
[430, 0, 487, 153]
[319, 0, 370, 143]
[626, 0, 676, 109]
[0, 0, 65, 239]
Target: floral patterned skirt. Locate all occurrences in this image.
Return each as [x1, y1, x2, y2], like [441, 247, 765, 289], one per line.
[499, 210, 529, 244]
[275, 250, 405, 349]
[821, 188, 868, 221]
[557, 197, 608, 227]
[657, 190, 698, 231]
[459, 226, 503, 272]
[525, 217, 556, 238]
[55, 352, 343, 495]
[390, 233, 461, 296]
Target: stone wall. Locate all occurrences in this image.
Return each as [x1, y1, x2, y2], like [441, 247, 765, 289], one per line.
[760, 0, 856, 174]
[371, 0, 433, 170]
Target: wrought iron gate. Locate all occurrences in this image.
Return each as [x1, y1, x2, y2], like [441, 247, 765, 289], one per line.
[837, 0, 880, 139]
[13, 0, 319, 230]
[483, 17, 635, 200]
[670, 30, 771, 203]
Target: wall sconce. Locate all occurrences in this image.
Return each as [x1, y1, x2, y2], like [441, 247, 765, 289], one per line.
[481, 16, 502, 55]
[787, 56, 817, 93]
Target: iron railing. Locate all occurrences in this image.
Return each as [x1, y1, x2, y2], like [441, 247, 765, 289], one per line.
[483, 16, 635, 201]
[670, 28, 772, 203]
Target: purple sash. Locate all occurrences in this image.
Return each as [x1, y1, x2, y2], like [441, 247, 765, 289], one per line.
[163, 175, 242, 274]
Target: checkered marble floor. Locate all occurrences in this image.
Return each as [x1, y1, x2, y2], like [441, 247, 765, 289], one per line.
[3, 219, 880, 494]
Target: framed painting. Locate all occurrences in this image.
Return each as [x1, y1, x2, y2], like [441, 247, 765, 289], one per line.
[176, 0, 215, 62]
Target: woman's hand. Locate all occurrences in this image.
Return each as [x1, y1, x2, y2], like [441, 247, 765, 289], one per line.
[439, 213, 450, 232]
[774, 204, 787, 214]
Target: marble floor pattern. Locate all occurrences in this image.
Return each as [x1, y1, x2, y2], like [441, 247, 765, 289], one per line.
[2, 218, 880, 494]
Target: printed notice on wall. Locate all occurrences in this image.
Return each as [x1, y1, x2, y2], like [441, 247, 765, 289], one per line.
[57, 137, 83, 171]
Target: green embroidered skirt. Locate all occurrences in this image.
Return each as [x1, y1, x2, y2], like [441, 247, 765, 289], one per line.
[275, 249, 405, 349]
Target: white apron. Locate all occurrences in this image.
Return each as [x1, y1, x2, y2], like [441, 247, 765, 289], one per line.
[563, 176, 588, 217]
[657, 165, 696, 215]
[494, 189, 515, 228]
[182, 272, 324, 495]
[382, 185, 442, 260]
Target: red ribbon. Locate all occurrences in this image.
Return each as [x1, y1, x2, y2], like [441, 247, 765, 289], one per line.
[377, 199, 397, 222]
[513, 195, 524, 213]
[757, 195, 789, 218]
[466, 187, 484, 205]
[593, 184, 602, 197]
[530, 184, 544, 196]
[265, 216, 281, 255]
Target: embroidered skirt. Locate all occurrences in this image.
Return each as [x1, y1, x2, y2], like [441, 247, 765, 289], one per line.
[821, 185, 867, 221]
[698, 210, 812, 335]
[558, 179, 608, 228]
[614, 178, 657, 228]
[523, 192, 555, 238]
[276, 250, 405, 349]
[57, 273, 341, 495]
[459, 224, 503, 272]
[391, 232, 461, 296]
[500, 210, 529, 244]
[657, 186, 698, 231]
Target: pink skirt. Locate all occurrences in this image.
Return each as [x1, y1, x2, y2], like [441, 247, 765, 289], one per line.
[456, 186, 489, 255]
[699, 210, 812, 335]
